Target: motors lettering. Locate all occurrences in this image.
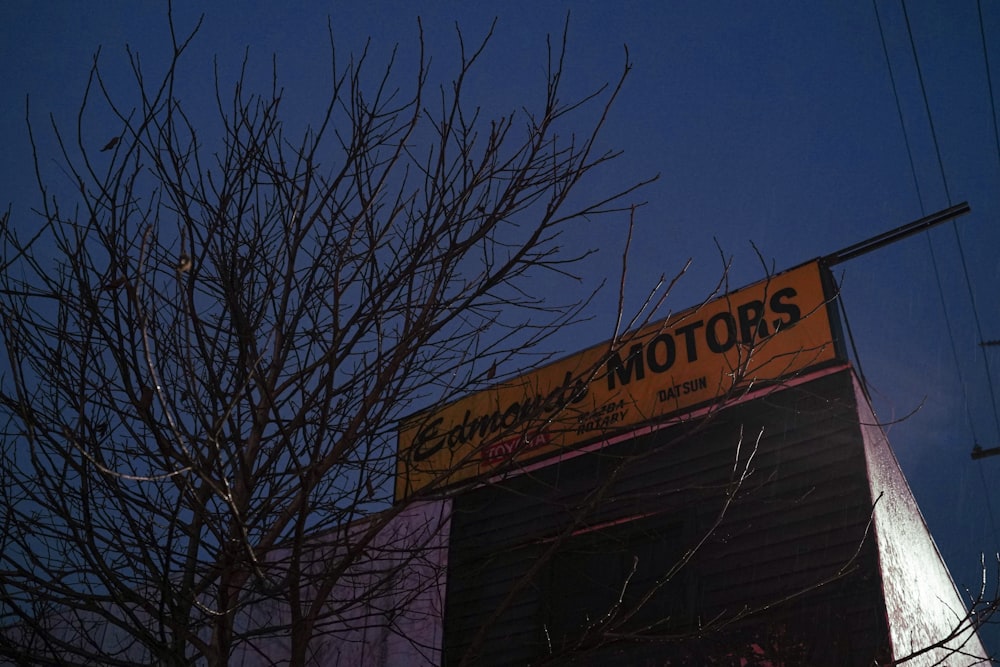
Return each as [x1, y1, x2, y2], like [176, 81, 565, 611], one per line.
[606, 288, 801, 390]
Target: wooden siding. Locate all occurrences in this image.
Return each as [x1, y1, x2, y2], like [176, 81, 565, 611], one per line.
[855, 376, 991, 665]
[444, 368, 890, 666]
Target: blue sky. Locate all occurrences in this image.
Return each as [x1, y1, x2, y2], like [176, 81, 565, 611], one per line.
[3, 0, 999, 655]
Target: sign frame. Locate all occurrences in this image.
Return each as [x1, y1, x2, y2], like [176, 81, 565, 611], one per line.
[395, 260, 842, 500]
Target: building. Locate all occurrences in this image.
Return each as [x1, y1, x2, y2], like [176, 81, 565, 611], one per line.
[6, 260, 987, 665]
[395, 260, 991, 666]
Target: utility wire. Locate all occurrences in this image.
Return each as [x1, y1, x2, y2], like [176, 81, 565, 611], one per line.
[980, 0, 1000, 175]
[974, 0, 1000, 551]
[873, 0, 926, 212]
[849, 0, 926, 407]
[899, 1, 952, 202]
[898, 0, 1000, 550]
[875, 0, 999, 553]
[905, 0, 1000, 444]
[901, 0, 1000, 444]
[976, 0, 1000, 429]
[875, 0, 978, 444]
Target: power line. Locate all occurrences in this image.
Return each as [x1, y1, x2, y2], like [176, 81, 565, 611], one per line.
[978, 0, 1000, 181]
[872, 0, 927, 212]
[876, 0, 1000, 547]
[875, 0, 977, 442]
[903, 0, 1000, 554]
[899, 0, 952, 204]
[900, 0, 1000, 443]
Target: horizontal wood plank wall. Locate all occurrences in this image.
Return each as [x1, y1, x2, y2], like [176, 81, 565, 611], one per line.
[444, 369, 890, 666]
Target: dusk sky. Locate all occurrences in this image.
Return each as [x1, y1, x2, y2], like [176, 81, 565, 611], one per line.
[3, 0, 999, 656]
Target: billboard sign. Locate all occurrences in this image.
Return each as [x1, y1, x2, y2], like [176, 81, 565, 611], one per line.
[395, 261, 838, 500]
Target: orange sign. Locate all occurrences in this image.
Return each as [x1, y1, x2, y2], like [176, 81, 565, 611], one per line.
[395, 261, 838, 499]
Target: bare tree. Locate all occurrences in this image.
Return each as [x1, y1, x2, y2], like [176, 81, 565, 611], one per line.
[0, 8, 651, 665]
[2, 7, 995, 666]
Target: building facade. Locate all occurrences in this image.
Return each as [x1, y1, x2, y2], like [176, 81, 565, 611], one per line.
[394, 260, 990, 665]
[7, 261, 987, 665]
[441, 366, 987, 665]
